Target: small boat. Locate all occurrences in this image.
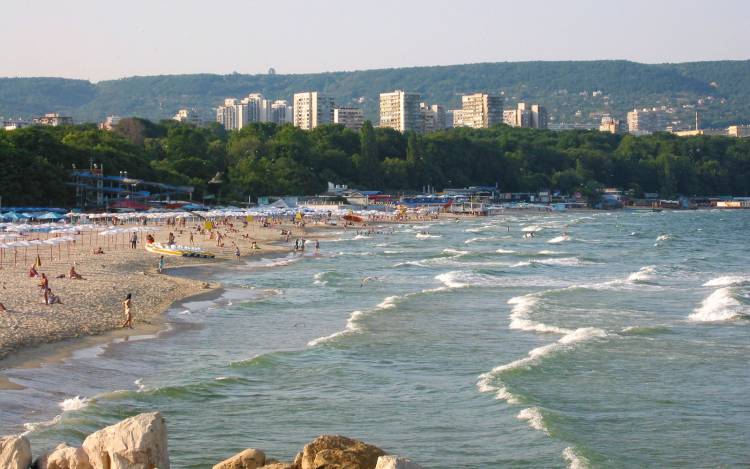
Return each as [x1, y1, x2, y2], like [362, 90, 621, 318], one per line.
[342, 214, 364, 223]
[145, 243, 215, 258]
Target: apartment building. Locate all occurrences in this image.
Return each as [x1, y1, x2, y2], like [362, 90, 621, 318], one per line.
[293, 92, 334, 129]
[270, 100, 293, 125]
[33, 113, 73, 126]
[333, 107, 364, 131]
[627, 108, 668, 134]
[454, 93, 502, 128]
[379, 90, 422, 133]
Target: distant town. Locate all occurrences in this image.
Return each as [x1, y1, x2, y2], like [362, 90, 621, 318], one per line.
[4, 88, 749, 138]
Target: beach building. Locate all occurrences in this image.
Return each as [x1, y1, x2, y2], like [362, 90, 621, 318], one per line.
[293, 92, 334, 129]
[379, 90, 422, 133]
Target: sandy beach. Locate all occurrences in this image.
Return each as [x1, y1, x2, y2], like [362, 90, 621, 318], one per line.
[0, 216, 343, 372]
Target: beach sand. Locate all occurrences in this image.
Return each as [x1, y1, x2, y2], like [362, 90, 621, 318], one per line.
[0, 218, 341, 374]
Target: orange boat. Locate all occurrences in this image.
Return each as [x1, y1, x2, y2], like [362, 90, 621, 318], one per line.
[342, 214, 364, 223]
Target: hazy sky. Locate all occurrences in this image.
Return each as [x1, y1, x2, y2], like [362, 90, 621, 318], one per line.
[2, 0, 748, 81]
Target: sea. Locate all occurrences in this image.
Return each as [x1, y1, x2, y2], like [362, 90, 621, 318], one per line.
[1, 210, 748, 468]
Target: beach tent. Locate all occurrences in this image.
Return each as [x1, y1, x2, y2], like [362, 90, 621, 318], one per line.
[37, 212, 65, 220]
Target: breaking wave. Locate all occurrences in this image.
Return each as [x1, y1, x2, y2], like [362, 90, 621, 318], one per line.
[689, 287, 749, 322]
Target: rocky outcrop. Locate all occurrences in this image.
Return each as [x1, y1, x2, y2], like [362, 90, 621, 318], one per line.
[2, 412, 420, 469]
[0, 435, 32, 469]
[82, 412, 169, 469]
[212, 448, 266, 469]
[34, 443, 93, 469]
[374, 455, 423, 469]
[299, 435, 386, 469]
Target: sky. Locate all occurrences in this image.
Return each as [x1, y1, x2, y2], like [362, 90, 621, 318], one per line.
[2, 0, 748, 82]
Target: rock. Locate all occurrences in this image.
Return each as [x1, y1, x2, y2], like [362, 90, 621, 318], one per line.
[82, 412, 169, 469]
[259, 464, 294, 469]
[374, 455, 423, 469]
[35, 443, 93, 469]
[212, 448, 265, 469]
[299, 435, 385, 469]
[0, 435, 32, 469]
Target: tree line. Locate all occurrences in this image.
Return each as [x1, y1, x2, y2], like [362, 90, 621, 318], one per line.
[1, 118, 749, 207]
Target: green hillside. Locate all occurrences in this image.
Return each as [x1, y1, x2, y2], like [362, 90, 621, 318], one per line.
[1, 60, 749, 128]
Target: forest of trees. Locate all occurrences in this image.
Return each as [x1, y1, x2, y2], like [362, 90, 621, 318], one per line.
[2, 60, 750, 127]
[1, 119, 750, 207]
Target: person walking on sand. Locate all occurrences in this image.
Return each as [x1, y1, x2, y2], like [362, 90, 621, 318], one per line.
[158, 255, 165, 274]
[122, 293, 133, 328]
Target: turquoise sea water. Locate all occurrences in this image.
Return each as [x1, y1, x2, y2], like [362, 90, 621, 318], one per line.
[1, 210, 749, 468]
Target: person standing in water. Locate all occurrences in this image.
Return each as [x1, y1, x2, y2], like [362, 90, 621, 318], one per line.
[121, 293, 133, 329]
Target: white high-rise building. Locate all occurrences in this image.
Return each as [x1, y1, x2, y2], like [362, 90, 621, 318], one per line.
[270, 100, 293, 124]
[503, 103, 547, 129]
[333, 107, 364, 131]
[454, 93, 503, 128]
[627, 108, 667, 134]
[420, 103, 446, 132]
[241, 93, 271, 123]
[293, 92, 334, 129]
[216, 98, 241, 130]
[379, 90, 422, 133]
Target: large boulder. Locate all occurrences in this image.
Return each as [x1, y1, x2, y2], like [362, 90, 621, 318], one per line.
[299, 435, 385, 469]
[35, 443, 93, 469]
[0, 435, 32, 469]
[374, 456, 423, 469]
[82, 412, 169, 469]
[212, 448, 265, 469]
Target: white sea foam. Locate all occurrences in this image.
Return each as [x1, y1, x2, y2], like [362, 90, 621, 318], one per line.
[478, 327, 607, 383]
[689, 287, 747, 322]
[307, 310, 364, 346]
[134, 378, 146, 391]
[536, 257, 587, 267]
[703, 275, 750, 287]
[313, 272, 328, 286]
[352, 234, 371, 240]
[435, 271, 472, 289]
[23, 415, 62, 435]
[656, 234, 672, 242]
[416, 233, 441, 239]
[537, 250, 560, 255]
[59, 396, 89, 411]
[517, 407, 547, 433]
[464, 236, 509, 244]
[255, 255, 302, 268]
[495, 248, 516, 254]
[507, 295, 571, 334]
[548, 235, 571, 244]
[376, 295, 400, 310]
[563, 446, 590, 469]
[494, 386, 521, 404]
[627, 266, 656, 283]
[522, 225, 543, 233]
[442, 248, 469, 256]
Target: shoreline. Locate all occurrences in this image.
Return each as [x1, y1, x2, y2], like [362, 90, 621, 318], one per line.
[0, 213, 483, 388]
[0, 218, 349, 388]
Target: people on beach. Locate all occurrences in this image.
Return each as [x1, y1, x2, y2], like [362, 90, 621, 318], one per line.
[68, 265, 84, 280]
[130, 232, 138, 249]
[121, 293, 133, 328]
[158, 255, 165, 274]
[47, 289, 63, 305]
[28, 264, 39, 278]
[0, 302, 7, 313]
[234, 244, 241, 262]
[168, 232, 175, 245]
[93, 247, 105, 254]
